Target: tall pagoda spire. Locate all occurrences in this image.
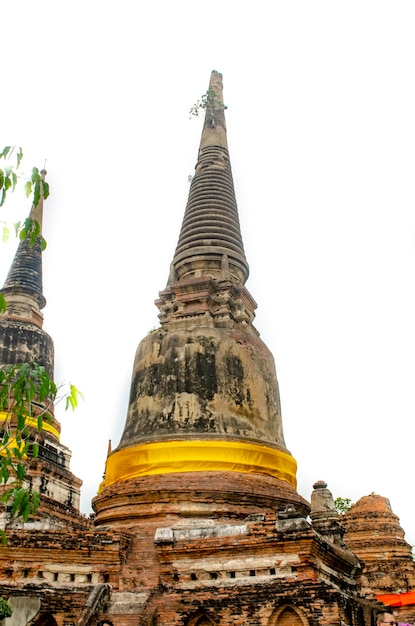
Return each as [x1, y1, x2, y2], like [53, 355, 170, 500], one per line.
[0, 173, 85, 527]
[0, 170, 52, 374]
[170, 70, 249, 286]
[94, 72, 307, 527]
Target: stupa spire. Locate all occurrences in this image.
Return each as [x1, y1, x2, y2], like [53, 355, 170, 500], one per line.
[0, 173, 85, 522]
[199, 69, 228, 149]
[1, 169, 47, 316]
[170, 70, 249, 287]
[0, 170, 53, 375]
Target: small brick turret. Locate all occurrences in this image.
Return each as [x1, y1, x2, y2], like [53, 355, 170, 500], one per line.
[343, 494, 415, 595]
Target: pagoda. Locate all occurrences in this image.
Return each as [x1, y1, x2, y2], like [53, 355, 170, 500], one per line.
[91, 72, 375, 626]
[0, 73, 404, 626]
[94, 70, 307, 528]
[0, 171, 84, 528]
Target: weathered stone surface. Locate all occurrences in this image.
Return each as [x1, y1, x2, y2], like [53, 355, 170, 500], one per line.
[119, 325, 286, 449]
[0, 322, 54, 376]
[310, 480, 346, 547]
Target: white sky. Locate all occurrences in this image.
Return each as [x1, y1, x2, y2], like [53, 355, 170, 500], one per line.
[1, 1, 414, 548]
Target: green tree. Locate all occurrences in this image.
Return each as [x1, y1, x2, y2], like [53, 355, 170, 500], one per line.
[0, 146, 49, 209]
[0, 363, 81, 522]
[0, 597, 12, 619]
[334, 496, 352, 515]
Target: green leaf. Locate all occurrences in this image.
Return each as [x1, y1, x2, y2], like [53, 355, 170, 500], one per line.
[16, 147, 23, 169]
[0, 464, 9, 484]
[21, 441, 30, 455]
[42, 180, 50, 200]
[18, 219, 41, 246]
[11, 488, 28, 519]
[24, 180, 32, 198]
[65, 384, 84, 411]
[32, 442, 39, 459]
[1, 146, 11, 159]
[31, 166, 39, 184]
[33, 181, 41, 207]
[17, 413, 26, 432]
[1, 488, 13, 504]
[11, 488, 23, 515]
[22, 493, 31, 521]
[0, 170, 4, 190]
[19, 362, 29, 377]
[2, 226, 10, 243]
[11, 445, 23, 461]
[16, 463, 26, 481]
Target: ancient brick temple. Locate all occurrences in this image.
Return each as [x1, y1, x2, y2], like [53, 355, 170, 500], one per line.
[343, 495, 415, 624]
[0, 72, 413, 626]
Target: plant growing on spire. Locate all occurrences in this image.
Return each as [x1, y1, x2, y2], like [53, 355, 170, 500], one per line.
[334, 496, 353, 514]
[189, 87, 227, 124]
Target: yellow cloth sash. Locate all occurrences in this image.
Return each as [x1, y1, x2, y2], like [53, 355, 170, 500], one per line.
[104, 440, 297, 488]
[0, 411, 60, 441]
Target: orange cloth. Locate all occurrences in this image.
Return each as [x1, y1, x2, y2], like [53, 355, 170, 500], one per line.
[376, 591, 415, 607]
